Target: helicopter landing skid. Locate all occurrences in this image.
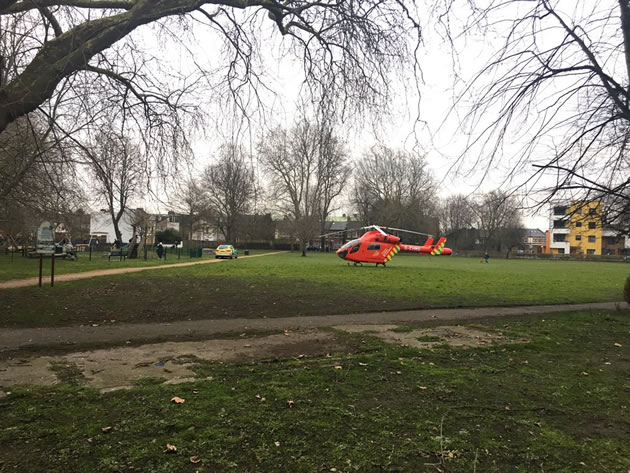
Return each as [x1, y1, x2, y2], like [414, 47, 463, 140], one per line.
[376, 262, 386, 268]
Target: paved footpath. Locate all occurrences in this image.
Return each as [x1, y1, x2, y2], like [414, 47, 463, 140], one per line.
[0, 301, 624, 352]
[0, 251, 287, 289]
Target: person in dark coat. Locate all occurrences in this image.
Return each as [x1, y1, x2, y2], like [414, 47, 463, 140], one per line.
[156, 242, 164, 259]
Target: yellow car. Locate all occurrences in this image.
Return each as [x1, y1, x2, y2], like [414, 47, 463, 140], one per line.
[215, 244, 238, 259]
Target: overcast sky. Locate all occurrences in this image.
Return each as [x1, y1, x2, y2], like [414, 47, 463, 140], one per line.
[130, 1, 621, 231]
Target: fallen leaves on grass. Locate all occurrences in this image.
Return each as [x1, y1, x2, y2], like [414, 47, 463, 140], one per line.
[334, 365, 343, 370]
[190, 456, 201, 464]
[164, 444, 177, 454]
[614, 342, 623, 347]
[287, 399, 295, 408]
[101, 426, 112, 433]
[274, 441, 281, 447]
[418, 386, 428, 390]
[171, 396, 185, 404]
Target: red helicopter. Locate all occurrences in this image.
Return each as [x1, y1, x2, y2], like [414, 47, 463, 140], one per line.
[331, 225, 452, 266]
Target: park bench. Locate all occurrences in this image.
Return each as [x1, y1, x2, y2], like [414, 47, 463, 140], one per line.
[108, 248, 129, 261]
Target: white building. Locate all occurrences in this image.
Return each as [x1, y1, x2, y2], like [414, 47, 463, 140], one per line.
[89, 210, 136, 244]
[548, 203, 570, 254]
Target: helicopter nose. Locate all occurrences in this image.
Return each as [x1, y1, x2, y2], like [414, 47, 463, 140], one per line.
[337, 249, 348, 259]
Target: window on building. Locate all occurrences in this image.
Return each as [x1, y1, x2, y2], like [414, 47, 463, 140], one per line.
[589, 208, 596, 215]
[553, 234, 566, 242]
[554, 206, 568, 215]
[588, 236, 596, 243]
[557, 248, 565, 254]
[553, 220, 566, 229]
[575, 235, 582, 241]
[576, 208, 582, 214]
[587, 249, 595, 255]
[588, 222, 596, 229]
[576, 222, 582, 227]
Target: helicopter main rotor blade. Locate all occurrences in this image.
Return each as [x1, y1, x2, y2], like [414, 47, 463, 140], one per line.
[380, 226, 434, 238]
[367, 225, 388, 236]
[317, 229, 348, 238]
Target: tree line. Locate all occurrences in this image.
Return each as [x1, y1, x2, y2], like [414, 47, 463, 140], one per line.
[1, 0, 623, 246]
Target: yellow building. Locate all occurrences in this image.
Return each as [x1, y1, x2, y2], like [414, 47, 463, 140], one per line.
[567, 201, 603, 256]
[548, 201, 625, 256]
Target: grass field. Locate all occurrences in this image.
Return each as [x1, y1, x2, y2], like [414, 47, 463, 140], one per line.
[2, 310, 629, 472]
[1, 253, 627, 328]
[0, 248, 255, 282]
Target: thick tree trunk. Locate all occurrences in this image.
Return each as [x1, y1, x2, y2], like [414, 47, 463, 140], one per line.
[0, 0, 216, 134]
[113, 220, 122, 243]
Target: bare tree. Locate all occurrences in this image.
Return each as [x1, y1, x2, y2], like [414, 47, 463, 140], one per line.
[472, 190, 523, 254]
[128, 207, 153, 257]
[176, 178, 212, 241]
[260, 119, 348, 255]
[86, 130, 144, 243]
[0, 116, 83, 247]
[352, 145, 438, 235]
[442, 0, 630, 234]
[202, 143, 256, 243]
[440, 194, 474, 235]
[0, 1, 421, 137]
[260, 123, 314, 256]
[315, 124, 350, 246]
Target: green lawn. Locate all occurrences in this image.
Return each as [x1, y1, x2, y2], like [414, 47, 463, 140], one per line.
[0, 252, 627, 328]
[0, 248, 269, 282]
[2, 310, 629, 472]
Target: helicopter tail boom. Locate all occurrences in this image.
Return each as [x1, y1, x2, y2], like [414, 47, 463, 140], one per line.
[398, 237, 452, 256]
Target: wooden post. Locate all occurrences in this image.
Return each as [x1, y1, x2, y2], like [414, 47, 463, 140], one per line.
[39, 253, 43, 287]
[50, 254, 55, 287]
[89, 245, 92, 261]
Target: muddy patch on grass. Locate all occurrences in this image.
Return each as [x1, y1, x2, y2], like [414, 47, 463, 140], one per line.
[335, 324, 525, 349]
[0, 329, 346, 392]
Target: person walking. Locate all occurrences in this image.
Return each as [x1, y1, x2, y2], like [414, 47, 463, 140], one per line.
[156, 242, 164, 260]
[483, 251, 490, 264]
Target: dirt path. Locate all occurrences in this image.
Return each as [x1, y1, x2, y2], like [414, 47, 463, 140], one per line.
[0, 251, 287, 289]
[0, 301, 622, 352]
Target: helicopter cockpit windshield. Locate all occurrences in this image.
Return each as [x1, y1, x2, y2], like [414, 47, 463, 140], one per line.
[340, 239, 360, 250]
